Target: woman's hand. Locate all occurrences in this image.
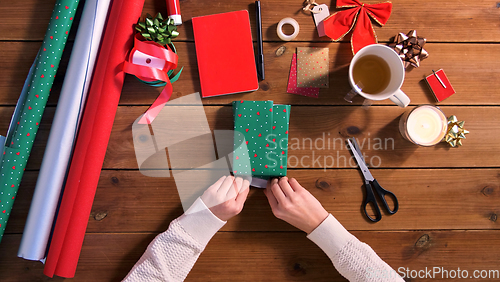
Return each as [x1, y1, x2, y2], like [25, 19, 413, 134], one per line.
[201, 176, 250, 221]
[264, 177, 328, 234]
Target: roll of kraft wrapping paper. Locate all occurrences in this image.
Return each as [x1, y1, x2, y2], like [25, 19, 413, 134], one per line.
[0, 0, 80, 242]
[43, 0, 145, 278]
[18, 0, 111, 262]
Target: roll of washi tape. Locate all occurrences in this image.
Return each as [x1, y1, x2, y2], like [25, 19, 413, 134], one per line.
[277, 17, 299, 41]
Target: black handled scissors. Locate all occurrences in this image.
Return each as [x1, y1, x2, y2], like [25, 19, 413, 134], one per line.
[347, 138, 399, 222]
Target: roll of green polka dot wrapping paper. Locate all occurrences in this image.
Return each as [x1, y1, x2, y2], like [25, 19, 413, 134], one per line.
[0, 0, 80, 241]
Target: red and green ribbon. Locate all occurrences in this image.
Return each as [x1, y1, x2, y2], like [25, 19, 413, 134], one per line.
[123, 34, 182, 124]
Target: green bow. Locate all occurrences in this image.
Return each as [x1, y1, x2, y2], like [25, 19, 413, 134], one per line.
[135, 13, 179, 46]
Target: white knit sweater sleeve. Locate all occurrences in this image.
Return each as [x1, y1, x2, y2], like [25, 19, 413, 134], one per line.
[122, 197, 226, 282]
[307, 214, 403, 282]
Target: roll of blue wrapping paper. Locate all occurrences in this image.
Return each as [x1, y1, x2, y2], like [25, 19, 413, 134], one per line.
[0, 0, 80, 242]
[17, 0, 111, 261]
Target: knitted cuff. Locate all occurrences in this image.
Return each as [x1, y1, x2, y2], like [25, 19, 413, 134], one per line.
[177, 197, 226, 247]
[306, 214, 354, 259]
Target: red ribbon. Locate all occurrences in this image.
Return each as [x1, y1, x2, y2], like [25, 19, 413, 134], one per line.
[323, 0, 392, 54]
[123, 34, 178, 124]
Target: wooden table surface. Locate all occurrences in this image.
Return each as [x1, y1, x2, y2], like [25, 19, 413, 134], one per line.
[1, 0, 500, 281]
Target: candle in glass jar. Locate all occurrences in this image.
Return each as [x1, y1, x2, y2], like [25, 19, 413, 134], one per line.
[400, 105, 447, 146]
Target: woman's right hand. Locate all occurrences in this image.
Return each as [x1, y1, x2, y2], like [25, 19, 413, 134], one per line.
[264, 177, 329, 234]
[201, 176, 250, 221]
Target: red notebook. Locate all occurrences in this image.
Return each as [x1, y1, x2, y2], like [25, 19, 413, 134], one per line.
[193, 10, 259, 97]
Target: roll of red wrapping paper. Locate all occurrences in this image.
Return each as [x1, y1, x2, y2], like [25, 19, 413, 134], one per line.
[43, 0, 145, 278]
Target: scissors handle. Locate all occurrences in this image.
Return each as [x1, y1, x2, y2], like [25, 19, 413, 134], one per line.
[371, 179, 399, 214]
[363, 180, 382, 222]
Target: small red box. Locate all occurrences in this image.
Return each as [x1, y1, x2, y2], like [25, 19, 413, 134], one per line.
[425, 69, 456, 102]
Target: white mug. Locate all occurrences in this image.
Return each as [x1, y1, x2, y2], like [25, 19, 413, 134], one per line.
[348, 44, 410, 107]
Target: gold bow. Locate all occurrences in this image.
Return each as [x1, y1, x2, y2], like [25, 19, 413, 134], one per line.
[303, 0, 321, 13]
[444, 115, 470, 147]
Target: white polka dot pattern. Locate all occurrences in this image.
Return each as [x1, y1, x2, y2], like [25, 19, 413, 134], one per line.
[232, 101, 290, 178]
[287, 53, 320, 98]
[296, 47, 329, 88]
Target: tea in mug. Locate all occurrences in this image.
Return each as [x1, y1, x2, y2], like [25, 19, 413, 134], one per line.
[352, 54, 391, 94]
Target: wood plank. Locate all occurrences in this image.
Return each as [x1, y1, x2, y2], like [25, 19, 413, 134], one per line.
[0, 105, 495, 170]
[89, 169, 500, 232]
[120, 42, 500, 106]
[175, 0, 500, 43]
[1, 41, 499, 106]
[5, 169, 499, 234]
[1, 230, 500, 281]
[2, 0, 500, 42]
[0, 0, 57, 41]
[104, 105, 499, 169]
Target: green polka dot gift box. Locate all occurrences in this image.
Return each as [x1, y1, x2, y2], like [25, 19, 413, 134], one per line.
[232, 100, 290, 179]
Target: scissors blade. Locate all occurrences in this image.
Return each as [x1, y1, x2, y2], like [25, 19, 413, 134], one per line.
[347, 138, 374, 181]
[348, 137, 364, 163]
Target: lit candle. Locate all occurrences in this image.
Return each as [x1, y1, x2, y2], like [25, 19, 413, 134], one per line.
[399, 105, 447, 146]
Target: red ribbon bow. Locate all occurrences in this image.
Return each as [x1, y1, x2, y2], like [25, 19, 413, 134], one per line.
[324, 0, 392, 54]
[123, 34, 178, 124]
